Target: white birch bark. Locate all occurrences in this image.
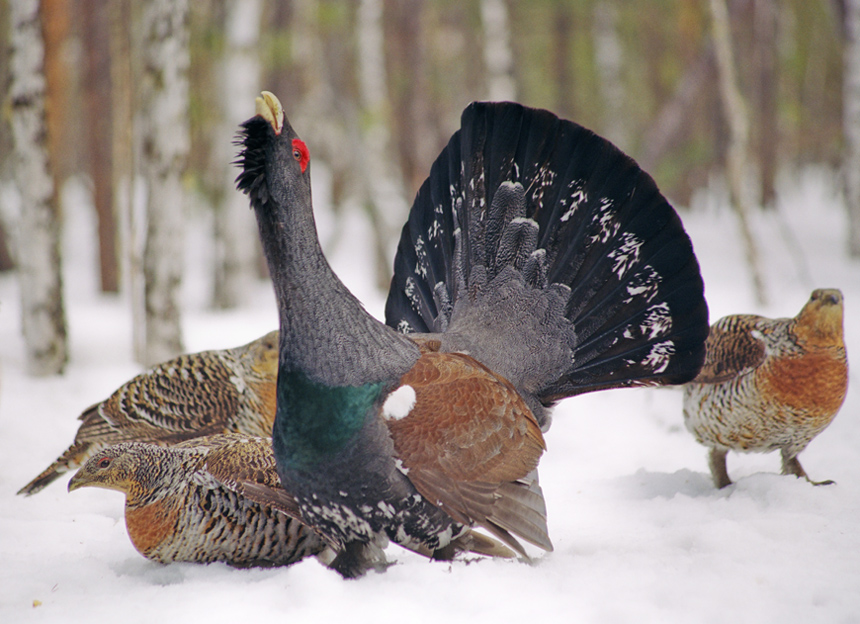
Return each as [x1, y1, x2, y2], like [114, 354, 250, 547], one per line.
[710, 0, 767, 305]
[480, 0, 516, 101]
[845, 0, 860, 256]
[211, 0, 263, 308]
[138, 0, 189, 366]
[9, 0, 68, 376]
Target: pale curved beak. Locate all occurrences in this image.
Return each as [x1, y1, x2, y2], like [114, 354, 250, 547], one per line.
[255, 91, 284, 135]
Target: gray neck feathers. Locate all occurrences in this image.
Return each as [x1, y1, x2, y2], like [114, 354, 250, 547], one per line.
[256, 185, 419, 387]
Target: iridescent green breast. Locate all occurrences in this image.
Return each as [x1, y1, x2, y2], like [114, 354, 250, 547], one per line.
[274, 369, 386, 469]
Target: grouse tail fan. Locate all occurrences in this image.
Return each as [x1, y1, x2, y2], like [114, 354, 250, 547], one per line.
[386, 102, 708, 428]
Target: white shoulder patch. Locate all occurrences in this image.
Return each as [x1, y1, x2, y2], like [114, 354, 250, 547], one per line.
[382, 385, 417, 421]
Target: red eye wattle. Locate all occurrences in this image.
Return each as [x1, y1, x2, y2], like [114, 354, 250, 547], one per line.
[98, 457, 111, 469]
[291, 139, 310, 173]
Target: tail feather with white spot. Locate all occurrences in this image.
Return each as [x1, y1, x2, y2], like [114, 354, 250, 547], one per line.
[385, 102, 708, 428]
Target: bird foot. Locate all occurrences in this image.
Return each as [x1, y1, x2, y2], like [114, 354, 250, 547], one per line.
[781, 454, 833, 486]
[807, 478, 836, 487]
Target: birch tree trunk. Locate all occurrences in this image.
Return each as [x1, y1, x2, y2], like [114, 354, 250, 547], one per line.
[138, 0, 189, 366]
[210, 0, 263, 309]
[710, 0, 767, 305]
[9, 0, 68, 376]
[480, 0, 516, 101]
[357, 0, 408, 289]
[845, 0, 860, 256]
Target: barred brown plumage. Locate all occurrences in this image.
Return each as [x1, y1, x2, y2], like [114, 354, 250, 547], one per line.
[67, 433, 332, 567]
[683, 289, 848, 488]
[18, 331, 278, 496]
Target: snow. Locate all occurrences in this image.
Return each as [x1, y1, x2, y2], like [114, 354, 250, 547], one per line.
[2, 167, 859, 623]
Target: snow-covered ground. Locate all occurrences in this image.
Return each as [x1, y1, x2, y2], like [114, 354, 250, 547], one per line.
[1, 167, 858, 623]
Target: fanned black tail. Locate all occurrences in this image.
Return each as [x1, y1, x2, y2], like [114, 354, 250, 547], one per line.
[385, 102, 708, 428]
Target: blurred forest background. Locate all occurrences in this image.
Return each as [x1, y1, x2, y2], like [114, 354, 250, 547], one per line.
[1, 0, 858, 376]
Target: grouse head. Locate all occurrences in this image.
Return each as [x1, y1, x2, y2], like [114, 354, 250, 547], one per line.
[795, 288, 844, 346]
[235, 91, 312, 223]
[242, 329, 280, 378]
[68, 443, 173, 506]
[235, 91, 419, 386]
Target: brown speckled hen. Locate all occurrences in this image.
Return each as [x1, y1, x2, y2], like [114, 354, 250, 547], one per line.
[67, 433, 331, 567]
[683, 289, 848, 488]
[19, 331, 278, 496]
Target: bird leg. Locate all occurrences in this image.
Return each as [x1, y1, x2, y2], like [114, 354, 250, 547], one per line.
[781, 450, 834, 486]
[708, 448, 732, 489]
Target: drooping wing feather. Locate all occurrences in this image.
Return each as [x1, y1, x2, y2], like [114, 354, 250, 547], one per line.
[184, 434, 305, 521]
[405, 469, 551, 557]
[385, 352, 551, 554]
[183, 434, 282, 490]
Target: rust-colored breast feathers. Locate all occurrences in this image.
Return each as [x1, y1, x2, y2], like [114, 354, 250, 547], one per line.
[759, 348, 848, 423]
[125, 498, 181, 559]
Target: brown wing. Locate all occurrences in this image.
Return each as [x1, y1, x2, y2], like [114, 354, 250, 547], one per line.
[178, 434, 294, 510]
[386, 352, 551, 554]
[181, 434, 282, 489]
[388, 352, 545, 480]
[693, 314, 768, 384]
[81, 351, 241, 443]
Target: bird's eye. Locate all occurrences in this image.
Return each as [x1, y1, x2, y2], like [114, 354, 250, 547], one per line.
[98, 457, 111, 469]
[291, 138, 309, 173]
